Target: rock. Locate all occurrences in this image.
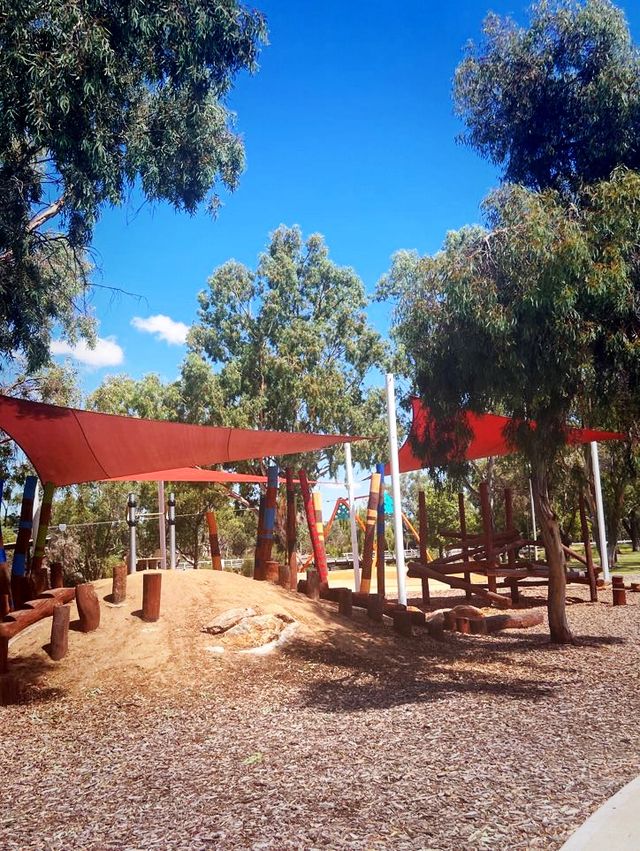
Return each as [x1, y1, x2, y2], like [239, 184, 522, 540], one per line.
[222, 613, 294, 649]
[202, 607, 258, 635]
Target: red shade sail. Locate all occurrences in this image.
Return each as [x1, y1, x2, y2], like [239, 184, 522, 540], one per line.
[103, 468, 309, 485]
[393, 397, 625, 474]
[0, 395, 359, 487]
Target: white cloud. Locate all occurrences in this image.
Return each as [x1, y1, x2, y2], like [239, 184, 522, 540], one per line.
[50, 337, 124, 368]
[131, 313, 189, 346]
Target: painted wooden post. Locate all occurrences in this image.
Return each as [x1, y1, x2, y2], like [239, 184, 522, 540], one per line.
[253, 493, 266, 579]
[285, 468, 298, 591]
[0, 479, 10, 617]
[579, 492, 598, 603]
[298, 469, 328, 584]
[359, 472, 381, 594]
[458, 492, 472, 601]
[142, 572, 162, 621]
[418, 489, 430, 606]
[157, 481, 167, 570]
[206, 510, 223, 570]
[376, 463, 386, 600]
[11, 476, 37, 608]
[30, 481, 55, 592]
[50, 604, 70, 661]
[255, 465, 279, 580]
[479, 482, 497, 593]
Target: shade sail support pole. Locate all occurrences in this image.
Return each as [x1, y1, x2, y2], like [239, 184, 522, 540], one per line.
[385, 373, 407, 607]
[591, 441, 610, 582]
[127, 493, 137, 575]
[344, 442, 361, 592]
[158, 481, 167, 570]
[168, 492, 176, 569]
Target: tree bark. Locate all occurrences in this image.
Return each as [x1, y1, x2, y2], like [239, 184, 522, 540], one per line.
[532, 467, 573, 644]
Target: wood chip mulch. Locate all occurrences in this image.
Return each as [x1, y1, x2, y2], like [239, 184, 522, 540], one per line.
[2, 583, 640, 850]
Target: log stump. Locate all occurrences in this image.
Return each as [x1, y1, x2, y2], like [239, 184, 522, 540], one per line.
[306, 570, 320, 601]
[264, 560, 280, 584]
[470, 617, 487, 635]
[456, 616, 470, 634]
[367, 594, 384, 623]
[393, 609, 412, 637]
[338, 588, 353, 618]
[112, 563, 127, 604]
[630, 582, 640, 593]
[278, 563, 290, 589]
[613, 587, 626, 606]
[0, 594, 9, 619]
[612, 576, 625, 588]
[50, 604, 70, 661]
[50, 562, 64, 589]
[75, 583, 100, 632]
[142, 572, 162, 622]
[0, 636, 7, 675]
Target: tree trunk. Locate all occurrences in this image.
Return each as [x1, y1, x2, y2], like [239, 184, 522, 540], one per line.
[631, 510, 640, 551]
[532, 466, 573, 644]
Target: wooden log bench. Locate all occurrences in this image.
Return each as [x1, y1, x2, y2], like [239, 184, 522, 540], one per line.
[0, 587, 76, 673]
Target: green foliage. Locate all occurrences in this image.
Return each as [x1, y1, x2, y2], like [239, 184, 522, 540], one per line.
[0, 0, 266, 372]
[188, 225, 389, 476]
[454, 0, 640, 193]
[387, 169, 640, 476]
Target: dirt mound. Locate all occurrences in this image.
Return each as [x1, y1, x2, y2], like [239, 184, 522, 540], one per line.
[4, 570, 367, 698]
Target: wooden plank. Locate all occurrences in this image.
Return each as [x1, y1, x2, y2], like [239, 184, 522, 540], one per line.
[578, 492, 598, 603]
[409, 563, 511, 609]
[359, 472, 381, 594]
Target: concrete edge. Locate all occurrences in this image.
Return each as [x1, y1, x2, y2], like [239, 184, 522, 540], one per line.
[560, 775, 640, 850]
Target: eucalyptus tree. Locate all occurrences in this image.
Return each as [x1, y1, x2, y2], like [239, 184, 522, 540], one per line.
[0, 0, 266, 372]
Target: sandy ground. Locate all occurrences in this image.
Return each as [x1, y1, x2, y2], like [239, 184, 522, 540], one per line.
[2, 570, 640, 851]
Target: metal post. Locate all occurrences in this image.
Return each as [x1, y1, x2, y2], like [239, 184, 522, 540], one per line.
[158, 481, 167, 569]
[591, 441, 610, 582]
[344, 442, 361, 591]
[385, 373, 407, 607]
[529, 477, 538, 562]
[168, 492, 176, 569]
[127, 492, 137, 575]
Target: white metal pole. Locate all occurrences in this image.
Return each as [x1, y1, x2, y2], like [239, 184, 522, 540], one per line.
[344, 442, 361, 591]
[158, 481, 167, 569]
[127, 492, 137, 575]
[168, 492, 176, 569]
[529, 477, 538, 562]
[385, 373, 407, 607]
[31, 480, 42, 546]
[590, 441, 610, 582]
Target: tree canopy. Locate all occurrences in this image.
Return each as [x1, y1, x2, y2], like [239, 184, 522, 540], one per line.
[188, 225, 389, 474]
[454, 0, 640, 193]
[0, 0, 266, 372]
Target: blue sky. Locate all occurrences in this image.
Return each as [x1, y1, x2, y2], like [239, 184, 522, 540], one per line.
[53, 0, 640, 393]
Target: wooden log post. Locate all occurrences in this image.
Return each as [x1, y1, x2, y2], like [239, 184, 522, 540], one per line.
[306, 569, 320, 601]
[0, 636, 7, 675]
[479, 481, 497, 593]
[504, 488, 520, 604]
[142, 572, 162, 622]
[393, 609, 412, 637]
[278, 562, 290, 588]
[50, 562, 64, 589]
[612, 576, 625, 589]
[612, 587, 626, 606]
[360, 472, 381, 594]
[206, 510, 223, 570]
[579, 492, 598, 603]
[0, 478, 9, 616]
[375, 464, 386, 600]
[255, 465, 279, 581]
[11, 476, 38, 608]
[338, 588, 353, 617]
[30, 481, 55, 593]
[75, 583, 100, 632]
[459, 492, 472, 601]
[285, 469, 298, 591]
[470, 617, 487, 635]
[111, 563, 127, 604]
[418, 490, 430, 606]
[456, 616, 471, 634]
[298, 470, 329, 585]
[367, 594, 384, 622]
[253, 493, 266, 580]
[50, 604, 70, 661]
[264, 560, 280, 583]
